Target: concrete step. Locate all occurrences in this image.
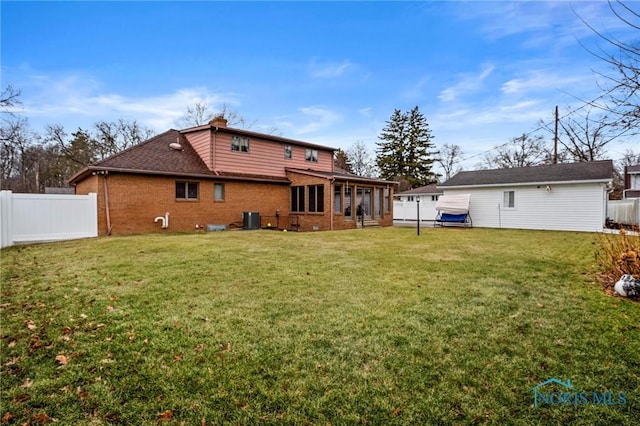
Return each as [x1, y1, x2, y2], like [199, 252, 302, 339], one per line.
[357, 219, 381, 228]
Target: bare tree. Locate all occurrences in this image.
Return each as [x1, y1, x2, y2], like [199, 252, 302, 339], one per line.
[436, 143, 463, 181]
[620, 148, 640, 166]
[1, 85, 43, 191]
[177, 101, 260, 130]
[558, 108, 622, 162]
[1, 85, 22, 113]
[482, 134, 550, 169]
[578, 1, 640, 133]
[178, 101, 215, 127]
[347, 140, 377, 177]
[93, 119, 154, 160]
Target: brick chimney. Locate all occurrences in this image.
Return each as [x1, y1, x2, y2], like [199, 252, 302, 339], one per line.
[209, 115, 228, 128]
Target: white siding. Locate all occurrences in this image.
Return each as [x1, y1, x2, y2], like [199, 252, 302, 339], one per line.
[443, 183, 607, 232]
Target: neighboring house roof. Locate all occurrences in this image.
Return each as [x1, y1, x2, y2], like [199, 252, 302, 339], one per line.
[626, 164, 640, 174]
[439, 160, 614, 188]
[286, 167, 395, 185]
[69, 129, 289, 185]
[44, 187, 74, 194]
[395, 184, 443, 196]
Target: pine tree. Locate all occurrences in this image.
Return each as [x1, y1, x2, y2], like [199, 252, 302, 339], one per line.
[376, 106, 438, 188]
[333, 148, 353, 173]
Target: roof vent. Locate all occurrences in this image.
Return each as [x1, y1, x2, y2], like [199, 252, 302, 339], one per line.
[169, 141, 183, 151]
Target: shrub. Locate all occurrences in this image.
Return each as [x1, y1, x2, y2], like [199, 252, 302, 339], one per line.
[596, 229, 640, 293]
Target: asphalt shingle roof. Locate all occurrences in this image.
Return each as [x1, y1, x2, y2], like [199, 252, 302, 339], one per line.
[95, 129, 211, 175]
[439, 160, 614, 187]
[395, 184, 443, 195]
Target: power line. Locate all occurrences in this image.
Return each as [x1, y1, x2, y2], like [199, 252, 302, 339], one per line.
[457, 86, 627, 164]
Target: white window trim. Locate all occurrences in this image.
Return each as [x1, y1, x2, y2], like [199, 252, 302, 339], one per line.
[503, 190, 515, 209]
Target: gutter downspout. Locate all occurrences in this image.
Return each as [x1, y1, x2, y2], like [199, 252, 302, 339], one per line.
[103, 171, 113, 236]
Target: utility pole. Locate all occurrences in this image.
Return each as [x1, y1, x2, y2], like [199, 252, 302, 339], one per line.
[553, 105, 559, 164]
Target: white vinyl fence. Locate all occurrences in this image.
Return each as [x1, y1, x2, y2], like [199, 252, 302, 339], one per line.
[0, 191, 97, 248]
[607, 198, 640, 227]
[393, 200, 440, 222]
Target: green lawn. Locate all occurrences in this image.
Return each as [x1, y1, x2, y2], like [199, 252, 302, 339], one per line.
[1, 227, 638, 425]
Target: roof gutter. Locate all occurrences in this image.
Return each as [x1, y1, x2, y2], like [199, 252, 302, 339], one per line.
[439, 178, 613, 190]
[71, 166, 291, 185]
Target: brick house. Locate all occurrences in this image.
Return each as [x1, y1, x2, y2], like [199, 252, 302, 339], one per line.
[70, 117, 395, 235]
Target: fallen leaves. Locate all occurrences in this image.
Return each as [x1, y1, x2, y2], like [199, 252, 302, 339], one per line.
[157, 410, 173, 422]
[4, 356, 21, 367]
[1, 412, 15, 423]
[55, 354, 69, 366]
[12, 393, 30, 404]
[25, 319, 37, 330]
[76, 387, 89, 400]
[33, 412, 51, 423]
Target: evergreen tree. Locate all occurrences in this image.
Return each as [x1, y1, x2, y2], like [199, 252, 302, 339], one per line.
[333, 148, 353, 173]
[376, 106, 438, 188]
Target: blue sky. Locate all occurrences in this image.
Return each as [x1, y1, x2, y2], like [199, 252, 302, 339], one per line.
[2, 1, 637, 172]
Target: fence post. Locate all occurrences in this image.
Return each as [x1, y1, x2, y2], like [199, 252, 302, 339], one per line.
[0, 191, 14, 248]
[88, 193, 98, 237]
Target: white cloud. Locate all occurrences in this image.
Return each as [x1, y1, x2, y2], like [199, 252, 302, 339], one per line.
[358, 107, 372, 118]
[275, 106, 342, 136]
[438, 64, 495, 102]
[402, 76, 430, 100]
[309, 58, 354, 79]
[294, 106, 342, 135]
[16, 70, 238, 131]
[501, 71, 586, 95]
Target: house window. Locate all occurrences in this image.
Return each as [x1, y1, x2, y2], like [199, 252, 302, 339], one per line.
[214, 183, 225, 201]
[291, 186, 305, 213]
[284, 145, 292, 159]
[231, 136, 249, 152]
[407, 196, 414, 202]
[308, 184, 324, 213]
[384, 188, 391, 212]
[344, 186, 353, 218]
[375, 188, 383, 217]
[432, 195, 439, 202]
[503, 190, 515, 208]
[305, 149, 318, 162]
[176, 181, 199, 200]
[334, 185, 342, 213]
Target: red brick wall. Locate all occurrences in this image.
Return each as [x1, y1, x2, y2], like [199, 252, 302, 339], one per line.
[286, 171, 395, 231]
[74, 172, 395, 235]
[75, 173, 290, 235]
[286, 172, 332, 232]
